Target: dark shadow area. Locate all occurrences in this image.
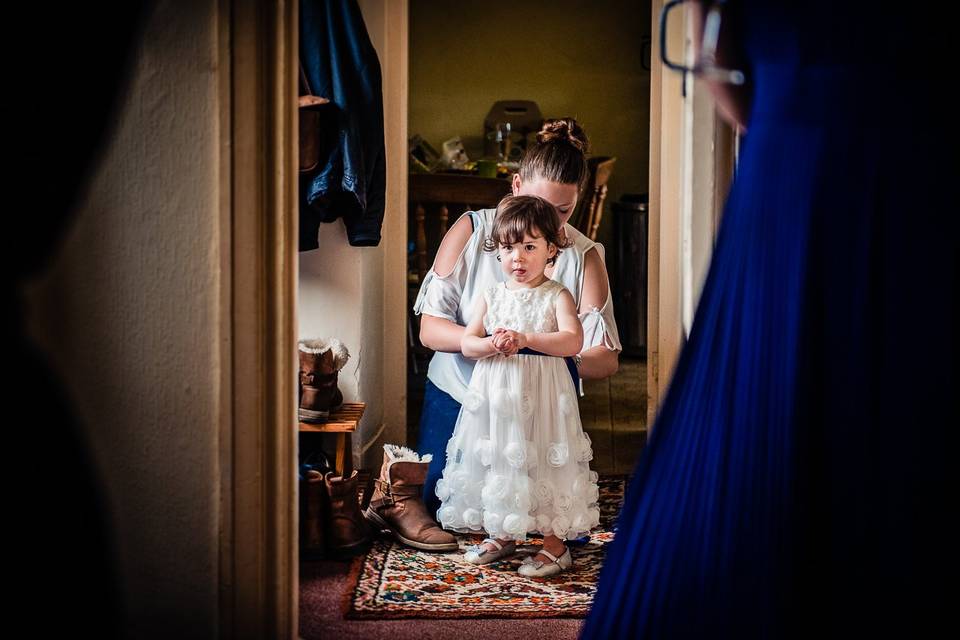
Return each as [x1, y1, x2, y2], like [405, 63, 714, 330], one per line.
[7, 4, 153, 635]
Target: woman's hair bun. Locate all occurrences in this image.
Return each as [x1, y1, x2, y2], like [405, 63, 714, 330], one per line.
[536, 117, 589, 154]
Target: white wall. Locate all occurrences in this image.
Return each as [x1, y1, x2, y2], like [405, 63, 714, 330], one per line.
[22, 1, 221, 636]
[682, 37, 723, 335]
[298, 0, 408, 469]
[299, 225, 389, 463]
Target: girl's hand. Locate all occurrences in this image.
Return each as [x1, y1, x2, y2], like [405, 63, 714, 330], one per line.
[498, 330, 527, 354]
[491, 328, 511, 352]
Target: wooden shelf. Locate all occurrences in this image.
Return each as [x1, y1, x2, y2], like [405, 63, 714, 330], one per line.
[298, 402, 365, 476]
[298, 402, 365, 433]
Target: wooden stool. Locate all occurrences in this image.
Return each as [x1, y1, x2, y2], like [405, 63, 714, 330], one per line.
[298, 402, 365, 477]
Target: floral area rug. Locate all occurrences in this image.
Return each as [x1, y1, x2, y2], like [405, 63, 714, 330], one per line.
[343, 474, 627, 619]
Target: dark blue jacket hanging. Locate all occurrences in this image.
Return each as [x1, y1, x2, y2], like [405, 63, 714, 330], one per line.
[300, 0, 385, 250]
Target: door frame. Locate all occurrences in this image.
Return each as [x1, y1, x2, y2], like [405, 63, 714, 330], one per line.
[220, 0, 734, 632]
[218, 1, 409, 635]
[647, 0, 736, 426]
[218, 0, 299, 636]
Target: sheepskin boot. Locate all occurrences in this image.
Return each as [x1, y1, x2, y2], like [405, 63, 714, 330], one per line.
[363, 444, 458, 552]
[298, 338, 349, 422]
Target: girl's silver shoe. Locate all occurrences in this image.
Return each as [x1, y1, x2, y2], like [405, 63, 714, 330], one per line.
[517, 546, 572, 577]
[463, 537, 517, 565]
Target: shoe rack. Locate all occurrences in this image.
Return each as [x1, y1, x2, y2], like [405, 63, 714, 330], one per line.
[298, 402, 366, 477]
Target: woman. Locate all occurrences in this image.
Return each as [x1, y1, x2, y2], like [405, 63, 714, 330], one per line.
[414, 118, 622, 536]
[582, 2, 953, 638]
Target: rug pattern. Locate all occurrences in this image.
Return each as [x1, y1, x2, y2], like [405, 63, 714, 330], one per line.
[344, 475, 627, 619]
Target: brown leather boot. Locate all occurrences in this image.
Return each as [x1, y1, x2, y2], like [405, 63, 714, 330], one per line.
[323, 469, 372, 556]
[363, 444, 459, 552]
[299, 469, 325, 560]
[298, 338, 349, 423]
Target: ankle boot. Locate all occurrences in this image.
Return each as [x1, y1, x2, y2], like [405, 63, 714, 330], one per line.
[363, 444, 459, 552]
[323, 469, 372, 556]
[298, 338, 349, 423]
[299, 469, 326, 560]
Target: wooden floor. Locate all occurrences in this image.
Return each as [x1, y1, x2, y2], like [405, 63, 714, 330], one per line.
[408, 352, 648, 474]
[579, 356, 648, 475]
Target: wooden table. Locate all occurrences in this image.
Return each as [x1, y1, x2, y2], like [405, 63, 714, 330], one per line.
[298, 402, 366, 477]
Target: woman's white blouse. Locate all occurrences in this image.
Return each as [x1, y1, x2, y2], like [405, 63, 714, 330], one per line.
[413, 208, 622, 405]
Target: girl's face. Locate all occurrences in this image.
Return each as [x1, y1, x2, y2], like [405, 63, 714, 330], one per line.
[497, 231, 558, 286]
[512, 175, 579, 226]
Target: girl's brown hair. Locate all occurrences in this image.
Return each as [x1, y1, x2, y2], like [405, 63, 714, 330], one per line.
[518, 117, 590, 190]
[483, 195, 573, 266]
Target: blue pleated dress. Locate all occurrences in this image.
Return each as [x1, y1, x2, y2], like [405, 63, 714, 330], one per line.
[581, 3, 955, 638]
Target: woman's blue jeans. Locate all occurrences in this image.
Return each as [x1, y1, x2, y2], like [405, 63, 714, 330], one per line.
[415, 378, 462, 518]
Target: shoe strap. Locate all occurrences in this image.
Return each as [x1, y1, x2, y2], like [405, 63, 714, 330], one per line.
[481, 537, 504, 551]
[539, 549, 559, 564]
[370, 478, 420, 508]
[301, 372, 339, 385]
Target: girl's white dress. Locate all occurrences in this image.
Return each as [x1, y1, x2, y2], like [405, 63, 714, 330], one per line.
[435, 278, 601, 542]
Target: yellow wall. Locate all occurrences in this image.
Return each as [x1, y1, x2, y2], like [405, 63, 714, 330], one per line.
[410, 0, 651, 244]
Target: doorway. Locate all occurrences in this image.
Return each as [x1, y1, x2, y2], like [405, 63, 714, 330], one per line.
[405, 0, 654, 473]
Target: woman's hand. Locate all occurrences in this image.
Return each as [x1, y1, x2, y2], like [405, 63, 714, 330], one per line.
[688, 0, 751, 132]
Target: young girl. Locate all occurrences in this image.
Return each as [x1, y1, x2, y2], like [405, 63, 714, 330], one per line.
[434, 195, 601, 577]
